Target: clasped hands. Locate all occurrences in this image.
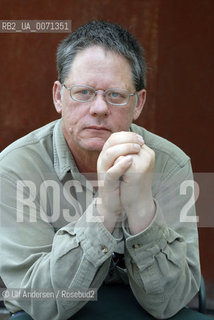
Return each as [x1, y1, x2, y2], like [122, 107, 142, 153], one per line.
[96, 132, 156, 235]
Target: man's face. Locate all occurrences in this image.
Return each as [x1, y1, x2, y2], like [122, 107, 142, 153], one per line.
[53, 46, 146, 154]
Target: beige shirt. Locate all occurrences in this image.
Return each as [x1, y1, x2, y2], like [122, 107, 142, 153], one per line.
[0, 119, 200, 320]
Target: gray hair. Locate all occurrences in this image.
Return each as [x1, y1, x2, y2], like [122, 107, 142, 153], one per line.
[56, 20, 146, 91]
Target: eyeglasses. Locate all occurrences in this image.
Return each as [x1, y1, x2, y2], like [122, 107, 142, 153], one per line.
[62, 84, 136, 106]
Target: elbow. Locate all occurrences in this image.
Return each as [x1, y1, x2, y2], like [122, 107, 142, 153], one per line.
[137, 276, 201, 320]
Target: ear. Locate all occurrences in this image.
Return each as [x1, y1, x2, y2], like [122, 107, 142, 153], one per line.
[53, 81, 63, 114]
[133, 89, 146, 121]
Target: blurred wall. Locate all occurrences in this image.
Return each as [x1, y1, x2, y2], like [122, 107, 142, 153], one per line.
[0, 0, 214, 285]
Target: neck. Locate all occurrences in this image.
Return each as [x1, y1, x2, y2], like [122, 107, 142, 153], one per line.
[70, 146, 99, 177]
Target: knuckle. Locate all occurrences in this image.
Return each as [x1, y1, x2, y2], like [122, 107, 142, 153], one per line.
[104, 148, 112, 160]
[114, 156, 125, 165]
[105, 170, 115, 182]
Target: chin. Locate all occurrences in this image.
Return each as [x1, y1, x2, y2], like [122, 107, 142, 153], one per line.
[80, 138, 106, 152]
[83, 144, 104, 153]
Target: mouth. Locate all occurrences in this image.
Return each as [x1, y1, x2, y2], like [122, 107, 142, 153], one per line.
[85, 126, 111, 132]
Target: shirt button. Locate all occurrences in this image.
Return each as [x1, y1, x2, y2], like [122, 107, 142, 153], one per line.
[102, 246, 108, 254]
[132, 244, 141, 249]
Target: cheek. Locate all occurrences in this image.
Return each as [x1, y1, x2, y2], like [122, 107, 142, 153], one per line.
[62, 104, 85, 128]
[111, 109, 135, 131]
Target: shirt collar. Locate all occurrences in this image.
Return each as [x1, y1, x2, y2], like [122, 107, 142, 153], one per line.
[53, 119, 74, 180]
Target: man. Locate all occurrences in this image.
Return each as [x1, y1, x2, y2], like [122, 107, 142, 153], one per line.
[0, 21, 202, 320]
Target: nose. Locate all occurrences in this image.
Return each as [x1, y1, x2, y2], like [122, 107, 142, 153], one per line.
[89, 91, 110, 117]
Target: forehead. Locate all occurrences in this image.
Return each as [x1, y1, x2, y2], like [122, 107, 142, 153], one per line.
[66, 46, 134, 90]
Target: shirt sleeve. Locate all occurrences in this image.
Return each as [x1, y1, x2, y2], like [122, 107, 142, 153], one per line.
[0, 174, 117, 320]
[122, 160, 201, 319]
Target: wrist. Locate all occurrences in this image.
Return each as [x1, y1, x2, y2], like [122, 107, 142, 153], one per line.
[127, 199, 156, 235]
[95, 198, 119, 233]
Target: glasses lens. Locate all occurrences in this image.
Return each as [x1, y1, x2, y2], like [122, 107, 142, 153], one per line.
[106, 89, 129, 105]
[71, 86, 95, 102]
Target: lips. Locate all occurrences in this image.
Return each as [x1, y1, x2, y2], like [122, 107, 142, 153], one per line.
[85, 126, 111, 132]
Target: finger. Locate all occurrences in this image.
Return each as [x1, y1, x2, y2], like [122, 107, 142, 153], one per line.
[113, 155, 126, 166]
[99, 143, 141, 171]
[141, 144, 155, 160]
[105, 155, 133, 185]
[103, 131, 144, 151]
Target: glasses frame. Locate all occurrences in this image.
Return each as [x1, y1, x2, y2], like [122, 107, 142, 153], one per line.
[62, 84, 137, 106]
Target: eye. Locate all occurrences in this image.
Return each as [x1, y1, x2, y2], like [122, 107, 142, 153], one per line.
[72, 87, 94, 101]
[108, 91, 127, 99]
[106, 89, 129, 105]
[80, 89, 91, 95]
[110, 92, 120, 98]
[108, 91, 124, 99]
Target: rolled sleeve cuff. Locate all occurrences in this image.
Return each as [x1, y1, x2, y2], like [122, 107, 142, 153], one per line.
[123, 199, 169, 268]
[73, 200, 118, 268]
